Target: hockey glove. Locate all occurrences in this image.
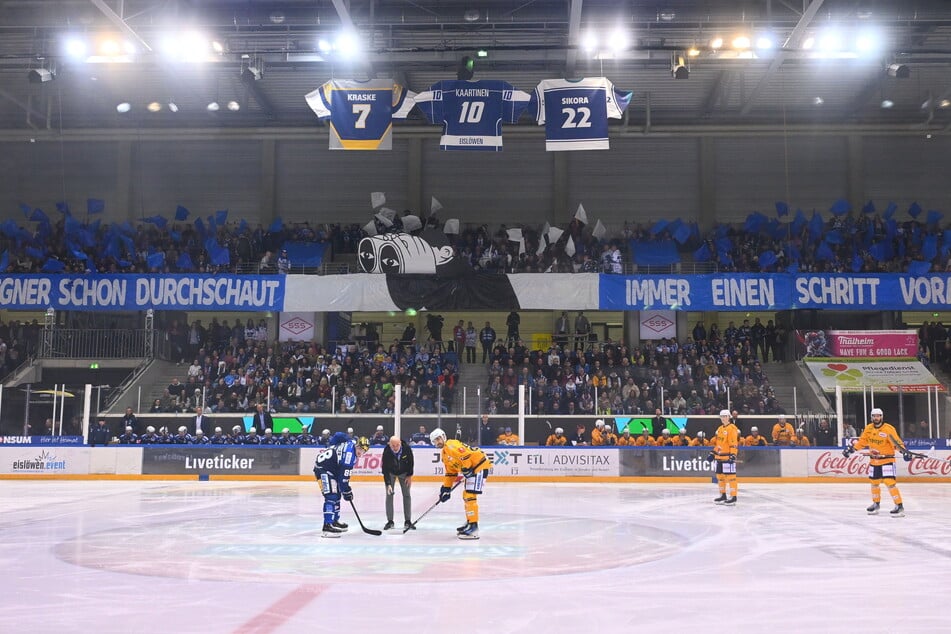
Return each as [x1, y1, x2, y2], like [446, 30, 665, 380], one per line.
[902, 450, 914, 462]
[342, 489, 353, 502]
[727, 454, 737, 463]
[439, 486, 452, 503]
[842, 445, 855, 458]
[705, 452, 716, 462]
[461, 468, 475, 478]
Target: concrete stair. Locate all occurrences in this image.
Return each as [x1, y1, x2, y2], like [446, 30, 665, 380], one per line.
[762, 361, 830, 416]
[454, 360, 490, 416]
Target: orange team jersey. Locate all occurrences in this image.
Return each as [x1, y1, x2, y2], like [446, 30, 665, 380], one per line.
[602, 432, 618, 445]
[744, 434, 769, 446]
[590, 428, 605, 445]
[545, 434, 567, 446]
[617, 435, 635, 446]
[655, 435, 674, 446]
[671, 434, 692, 446]
[852, 422, 905, 466]
[690, 437, 710, 447]
[634, 436, 655, 446]
[714, 423, 739, 461]
[441, 439, 490, 487]
[772, 423, 795, 444]
[497, 433, 519, 445]
[794, 435, 811, 447]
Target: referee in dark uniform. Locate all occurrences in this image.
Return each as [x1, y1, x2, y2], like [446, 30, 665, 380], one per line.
[382, 436, 414, 530]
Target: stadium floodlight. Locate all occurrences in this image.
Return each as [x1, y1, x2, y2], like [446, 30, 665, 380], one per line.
[147, 101, 162, 112]
[755, 35, 775, 50]
[206, 101, 220, 112]
[167, 101, 179, 113]
[335, 31, 359, 57]
[732, 36, 751, 50]
[318, 38, 332, 53]
[65, 38, 87, 59]
[607, 28, 628, 52]
[710, 37, 723, 50]
[581, 32, 598, 55]
[227, 101, 240, 111]
[880, 99, 894, 109]
[116, 102, 131, 113]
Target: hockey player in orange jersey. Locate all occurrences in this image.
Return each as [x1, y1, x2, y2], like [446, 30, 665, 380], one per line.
[430, 428, 490, 539]
[843, 408, 912, 517]
[710, 409, 740, 505]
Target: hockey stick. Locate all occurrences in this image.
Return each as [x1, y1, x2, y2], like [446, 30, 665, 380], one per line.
[348, 499, 382, 536]
[403, 478, 463, 533]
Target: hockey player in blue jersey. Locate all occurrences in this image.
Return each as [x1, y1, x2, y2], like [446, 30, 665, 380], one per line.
[314, 433, 370, 538]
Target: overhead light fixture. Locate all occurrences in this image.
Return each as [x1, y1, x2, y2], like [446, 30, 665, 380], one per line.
[755, 36, 775, 50]
[581, 32, 598, 55]
[227, 101, 240, 111]
[710, 37, 723, 50]
[147, 101, 162, 112]
[335, 31, 359, 57]
[27, 68, 55, 83]
[687, 47, 700, 57]
[880, 99, 894, 109]
[886, 63, 910, 78]
[463, 9, 480, 22]
[732, 36, 751, 50]
[940, 99, 951, 108]
[607, 29, 628, 52]
[801, 36, 815, 50]
[64, 38, 87, 59]
[211, 40, 224, 54]
[671, 52, 689, 79]
[100, 39, 120, 56]
[818, 30, 844, 52]
[457, 55, 474, 81]
[116, 102, 131, 113]
[206, 101, 220, 112]
[168, 101, 179, 113]
[317, 38, 332, 53]
[476, 49, 488, 58]
[658, 10, 676, 22]
[813, 97, 824, 106]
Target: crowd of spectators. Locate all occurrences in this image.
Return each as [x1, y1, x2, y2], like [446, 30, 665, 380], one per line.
[153, 319, 459, 416]
[0, 318, 41, 377]
[481, 319, 783, 418]
[3, 200, 949, 276]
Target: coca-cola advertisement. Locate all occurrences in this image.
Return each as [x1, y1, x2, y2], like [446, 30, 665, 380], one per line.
[808, 449, 951, 478]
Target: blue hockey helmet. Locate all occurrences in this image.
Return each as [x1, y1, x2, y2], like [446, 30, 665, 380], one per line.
[330, 431, 350, 445]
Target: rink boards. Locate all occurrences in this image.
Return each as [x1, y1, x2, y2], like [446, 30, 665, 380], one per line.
[1, 445, 950, 481]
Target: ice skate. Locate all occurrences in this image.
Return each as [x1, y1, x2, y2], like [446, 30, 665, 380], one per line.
[404, 521, 416, 531]
[332, 520, 349, 531]
[866, 502, 880, 515]
[713, 494, 727, 504]
[322, 523, 344, 538]
[723, 496, 737, 506]
[458, 522, 479, 540]
[457, 521, 471, 534]
[889, 504, 904, 517]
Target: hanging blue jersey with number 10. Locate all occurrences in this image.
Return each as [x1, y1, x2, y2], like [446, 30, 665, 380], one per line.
[414, 80, 531, 151]
[530, 77, 632, 151]
[305, 79, 416, 150]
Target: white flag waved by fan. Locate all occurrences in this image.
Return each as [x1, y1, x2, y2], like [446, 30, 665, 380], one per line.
[362, 220, 378, 236]
[592, 219, 607, 240]
[443, 218, 460, 234]
[536, 236, 548, 256]
[565, 235, 576, 257]
[402, 215, 423, 232]
[547, 226, 564, 243]
[506, 228, 523, 242]
[371, 192, 386, 209]
[574, 203, 588, 225]
[374, 213, 394, 228]
[430, 196, 443, 216]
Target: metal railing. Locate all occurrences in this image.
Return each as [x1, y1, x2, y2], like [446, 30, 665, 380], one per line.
[231, 262, 351, 275]
[40, 329, 150, 359]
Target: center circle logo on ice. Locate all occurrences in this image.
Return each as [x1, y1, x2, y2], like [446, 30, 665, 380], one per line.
[55, 512, 686, 583]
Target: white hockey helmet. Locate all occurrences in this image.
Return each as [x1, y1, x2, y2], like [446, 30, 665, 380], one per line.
[697, 431, 705, 438]
[871, 408, 883, 417]
[751, 426, 759, 432]
[595, 419, 605, 428]
[430, 428, 448, 445]
[322, 428, 330, 436]
[233, 425, 242, 432]
[249, 427, 257, 433]
[719, 409, 731, 417]
[555, 427, 564, 434]
[376, 425, 384, 431]
[662, 429, 670, 435]
[264, 428, 273, 434]
[282, 428, 290, 434]
[214, 427, 222, 433]
[195, 429, 204, 435]
[125, 426, 132, 431]
[146, 426, 155, 433]
[178, 426, 187, 433]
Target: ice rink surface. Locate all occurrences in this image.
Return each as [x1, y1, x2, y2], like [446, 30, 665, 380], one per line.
[1, 479, 949, 634]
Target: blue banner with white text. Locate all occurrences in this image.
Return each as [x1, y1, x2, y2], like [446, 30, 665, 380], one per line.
[600, 273, 951, 311]
[0, 275, 285, 311]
